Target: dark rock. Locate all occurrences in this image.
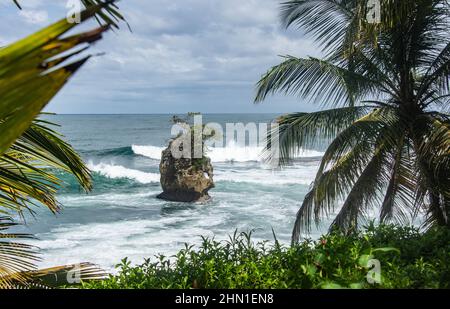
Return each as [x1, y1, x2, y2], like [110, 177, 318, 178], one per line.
[157, 144, 215, 203]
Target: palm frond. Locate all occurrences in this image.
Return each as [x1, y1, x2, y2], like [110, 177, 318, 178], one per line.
[292, 138, 374, 240]
[80, 0, 128, 29]
[264, 106, 372, 165]
[0, 4, 112, 157]
[0, 217, 39, 289]
[318, 108, 399, 172]
[0, 153, 61, 216]
[0, 119, 93, 217]
[0, 4, 113, 288]
[380, 135, 417, 225]
[330, 141, 390, 232]
[419, 41, 450, 99]
[0, 5, 109, 217]
[15, 119, 92, 192]
[292, 108, 402, 241]
[255, 56, 379, 106]
[411, 115, 450, 227]
[12, 0, 21, 9]
[12, 0, 126, 29]
[15, 263, 107, 289]
[280, 0, 358, 54]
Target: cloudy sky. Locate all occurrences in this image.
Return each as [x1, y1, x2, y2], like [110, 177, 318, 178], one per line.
[0, 0, 321, 114]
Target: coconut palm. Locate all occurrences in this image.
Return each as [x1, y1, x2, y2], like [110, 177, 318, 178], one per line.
[255, 0, 450, 242]
[0, 2, 121, 288]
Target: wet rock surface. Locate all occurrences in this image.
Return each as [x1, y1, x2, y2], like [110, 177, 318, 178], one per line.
[157, 144, 215, 203]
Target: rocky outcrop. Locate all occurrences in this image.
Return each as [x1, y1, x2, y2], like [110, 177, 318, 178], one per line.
[157, 144, 215, 203]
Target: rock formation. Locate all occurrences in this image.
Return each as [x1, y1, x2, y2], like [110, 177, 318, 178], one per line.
[157, 143, 215, 203]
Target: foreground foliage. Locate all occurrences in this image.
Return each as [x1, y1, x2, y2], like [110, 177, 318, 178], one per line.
[0, 1, 124, 288]
[84, 225, 450, 289]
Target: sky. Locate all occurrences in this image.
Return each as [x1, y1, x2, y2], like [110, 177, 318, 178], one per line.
[0, 0, 322, 114]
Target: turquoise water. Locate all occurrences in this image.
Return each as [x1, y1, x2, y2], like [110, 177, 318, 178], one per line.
[16, 114, 329, 270]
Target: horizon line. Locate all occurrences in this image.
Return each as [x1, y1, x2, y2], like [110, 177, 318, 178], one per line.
[45, 112, 284, 116]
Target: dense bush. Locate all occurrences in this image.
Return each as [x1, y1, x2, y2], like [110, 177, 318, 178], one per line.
[84, 225, 450, 289]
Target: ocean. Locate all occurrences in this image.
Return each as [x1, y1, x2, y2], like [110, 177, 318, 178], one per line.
[15, 114, 331, 270]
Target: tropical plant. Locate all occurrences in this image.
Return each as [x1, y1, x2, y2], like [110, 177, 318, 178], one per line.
[255, 0, 450, 242]
[84, 225, 450, 289]
[0, 2, 120, 288]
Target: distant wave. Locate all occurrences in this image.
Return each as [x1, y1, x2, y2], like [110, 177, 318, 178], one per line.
[85, 146, 135, 157]
[132, 145, 165, 160]
[88, 162, 160, 184]
[132, 144, 324, 163]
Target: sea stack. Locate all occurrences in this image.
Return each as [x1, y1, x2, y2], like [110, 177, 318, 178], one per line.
[157, 141, 215, 203]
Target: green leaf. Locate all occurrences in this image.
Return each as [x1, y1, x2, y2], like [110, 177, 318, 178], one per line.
[0, 7, 110, 156]
[358, 254, 374, 268]
[0, 4, 111, 288]
[372, 247, 401, 254]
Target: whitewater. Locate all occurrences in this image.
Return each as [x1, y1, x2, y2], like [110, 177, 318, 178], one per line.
[14, 114, 330, 271]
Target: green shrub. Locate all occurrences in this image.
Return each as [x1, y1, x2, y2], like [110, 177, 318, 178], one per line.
[83, 225, 450, 289]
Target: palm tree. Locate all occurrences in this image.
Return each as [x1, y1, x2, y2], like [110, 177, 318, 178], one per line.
[0, 2, 123, 288]
[255, 0, 450, 242]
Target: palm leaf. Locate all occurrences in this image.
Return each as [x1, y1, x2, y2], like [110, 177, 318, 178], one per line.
[0, 5, 112, 156]
[418, 42, 450, 98]
[0, 217, 39, 289]
[292, 140, 375, 240]
[0, 153, 61, 216]
[263, 106, 372, 165]
[280, 0, 358, 54]
[380, 135, 417, 224]
[411, 115, 450, 226]
[292, 108, 402, 241]
[255, 56, 380, 106]
[330, 142, 390, 232]
[16, 119, 93, 192]
[12, 0, 21, 9]
[81, 0, 128, 29]
[14, 263, 107, 289]
[318, 108, 399, 172]
[0, 118, 94, 218]
[0, 4, 114, 288]
[12, 0, 126, 29]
